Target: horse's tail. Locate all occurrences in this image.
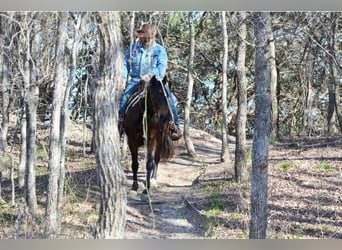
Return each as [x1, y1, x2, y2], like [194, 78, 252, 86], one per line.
[160, 121, 174, 161]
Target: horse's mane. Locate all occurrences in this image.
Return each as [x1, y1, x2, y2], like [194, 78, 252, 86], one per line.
[124, 75, 174, 160]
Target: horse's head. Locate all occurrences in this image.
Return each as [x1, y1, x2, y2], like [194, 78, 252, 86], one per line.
[147, 76, 171, 118]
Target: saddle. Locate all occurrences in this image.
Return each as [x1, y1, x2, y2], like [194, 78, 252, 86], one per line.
[124, 80, 146, 114]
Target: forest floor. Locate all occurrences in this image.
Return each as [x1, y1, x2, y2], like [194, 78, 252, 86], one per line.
[0, 121, 341, 239]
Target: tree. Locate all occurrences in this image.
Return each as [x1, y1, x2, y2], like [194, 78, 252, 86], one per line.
[269, 17, 278, 139]
[94, 12, 127, 239]
[0, 12, 12, 203]
[220, 11, 230, 163]
[45, 12, 69, 237]
[303, 45, 315, 137]
[23, 12, 41, 216]
[184, 12, 197, 157]
[234, 11, 249, 183]
[249, 12, 272, 239]
[329, 13, 342, 133]
[333, 14, 342, 132]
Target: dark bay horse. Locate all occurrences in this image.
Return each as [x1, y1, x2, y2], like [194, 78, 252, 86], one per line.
[123, 75, 175, 199]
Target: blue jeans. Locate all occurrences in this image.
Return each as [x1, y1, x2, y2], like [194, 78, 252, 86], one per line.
[119, 80, 180, 128]
[119, 79, 139, 118]
[164, 84, 180, 127]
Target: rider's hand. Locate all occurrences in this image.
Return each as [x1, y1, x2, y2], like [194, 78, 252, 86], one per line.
[120, 83, 125, 91]
[141, 74, 151, 82]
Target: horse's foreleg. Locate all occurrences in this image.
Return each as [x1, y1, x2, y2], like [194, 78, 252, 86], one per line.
[130, 147, 139, 192]
[145, 157, 155, 193]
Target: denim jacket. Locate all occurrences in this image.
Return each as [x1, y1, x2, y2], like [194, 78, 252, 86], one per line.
[123, 42, 167, 83]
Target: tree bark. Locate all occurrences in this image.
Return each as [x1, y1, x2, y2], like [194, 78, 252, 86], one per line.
[249, 12, 272, 239]
[24, 15, 38, 216]
[234, 11, 248, 183]
[303, 46, 314, 137]
[184, 12, 197, 157]
[220, 11, 230, 163]
[327, 12, 337, 134]
[18, 111, 27, 189]
[332, 14, 342, 132]
[45, 12, 69, 237]
[0, 19, 10, 202]
[95, 12, 127, 239]
[269, 21, 278, 139]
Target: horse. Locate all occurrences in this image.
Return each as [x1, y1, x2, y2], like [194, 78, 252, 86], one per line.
[123, 75, 175, 200]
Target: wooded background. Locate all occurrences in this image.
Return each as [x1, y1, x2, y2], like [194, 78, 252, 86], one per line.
[0, 11, 340, 239]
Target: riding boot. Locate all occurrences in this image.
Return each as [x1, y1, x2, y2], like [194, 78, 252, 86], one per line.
[170, 122, 182, 141]
[171, 127, 182, 140]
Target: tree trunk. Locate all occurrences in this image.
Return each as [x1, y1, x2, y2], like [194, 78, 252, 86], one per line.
[45, 12, 69, 237]
[18, 110, 27, 189]
[249, 12, 272, 239]
[332, 14, 342, 132]
[95, 12, 127, 239]
[184, 12, 197, 157]
[269, 22, 278, 139]
[24, 18, 38, 216]
[327, 12, 337, 134]
[0, 12, 13, 203]
[234, 11, 248, 183]
[303, 46, 314, 137]
[0, 39, 8, 203]
[220, 11, 230, 163]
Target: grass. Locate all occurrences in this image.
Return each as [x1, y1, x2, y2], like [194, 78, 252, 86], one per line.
[315, 162, 331, 171]
[66, 149, 79, 159]
[37, 143, 48, 160]
[279, 162, 295, 170]
[204, 192, 234, 211]
[245, 148, 252, 162]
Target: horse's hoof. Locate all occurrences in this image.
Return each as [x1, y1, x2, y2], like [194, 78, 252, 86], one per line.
[140, 190, 151, 202]
[128, 190, 138, 198]
[150, 178, 158, 188]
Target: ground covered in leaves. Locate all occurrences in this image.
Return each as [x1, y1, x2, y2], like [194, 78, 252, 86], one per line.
[0, 122, 341, 239]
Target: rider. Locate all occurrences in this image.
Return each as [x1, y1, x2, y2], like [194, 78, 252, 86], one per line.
[119, 23, 182, 140]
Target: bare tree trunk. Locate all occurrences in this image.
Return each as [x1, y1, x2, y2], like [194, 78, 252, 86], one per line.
[24, 15, 38, 216]
[121, 11, 136, 160]
[332, 14, 342, 132]
[18, 110, 27, 188]
[303, 47, 314, 137]
[249, 12, 272, 239]
[45, 12, 68, 237]
[95, 12, 127, 239]
[0, 12, 13, 203]
[269, 22, 278, 139]
[184, 12, 197, 157]
[234, 11, 248, 183]
[327, 12, 337, 134]
[220, 11, 230, 163]
[0, 35, 8, 203]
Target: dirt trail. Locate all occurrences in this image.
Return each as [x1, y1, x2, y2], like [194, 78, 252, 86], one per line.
[123, 128, 226, 239]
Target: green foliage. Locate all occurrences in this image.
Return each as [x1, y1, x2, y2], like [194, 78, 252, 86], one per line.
[279, 162, 295, 170]
[0, 204, 17, 228]
[315, 162, 331, 171]
[245, 147, 252, 162]
[204, 192, 234, 211]
[120, 161, 130, 171]
[66, 149, 79, 159]
[36, 143, 48, 160]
